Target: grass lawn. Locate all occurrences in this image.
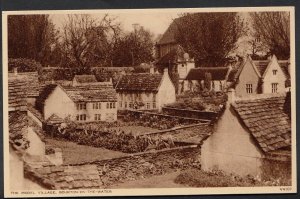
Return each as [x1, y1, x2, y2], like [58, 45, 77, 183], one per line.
[111, 171, 188, 188]
[174, 169, 258, 187]
[109, 125, 159, 136]
[45, 138, 125, 165]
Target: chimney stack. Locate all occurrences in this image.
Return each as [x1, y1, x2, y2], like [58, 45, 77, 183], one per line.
[163, 68, 169, 76]
[227, 88, 236, 104]
[13, 67, 18, 75]
[150, 66, 155, 74]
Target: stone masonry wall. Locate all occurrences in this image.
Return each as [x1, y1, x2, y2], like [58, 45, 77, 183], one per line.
[25, 145, 201, 189]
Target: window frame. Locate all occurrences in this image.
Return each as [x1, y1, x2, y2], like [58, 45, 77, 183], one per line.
[246, 84, 253, 94]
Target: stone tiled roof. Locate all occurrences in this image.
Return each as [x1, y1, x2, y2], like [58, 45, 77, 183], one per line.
[227, 68, 239, 82]
[252, 60, 269, 76]
[25, 164, 102, 189]
[61, 84, 117, 102]
[73, 75, 97, 83]
[46, 114, 64, 125]
[157, 18, 181, 45]
[9, 72, 40, 97]
[186, 67, 229, 81]
[9, 111, 28, 148]
[278, 60, 290, 78]
[8, 78, 27, 111]
[232, 94, 291, 153]
[116, 73, 163, 92]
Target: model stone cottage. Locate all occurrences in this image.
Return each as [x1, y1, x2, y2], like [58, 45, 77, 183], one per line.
[155, 17, 196, 93]
[201, 90, 291, 177]
[41, 75, 117, 122]
[185, 67, 231, 92]
[231, 55, 290, 97]
[115, 69, 176, 111]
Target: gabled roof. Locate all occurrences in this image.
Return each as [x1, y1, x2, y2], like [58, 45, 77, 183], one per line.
[73, 75, 97, 83]
[232, 94, 291, 153]
[156, 47, 188, 66]
[157, 18, 181, 45]
[235, 56, 290, 81]
[278, 60, 290, 78]
[46, 114, 64, 125]
[60, 84, 117, 102]
[186, 67, 230, 81]
[252, 60, 269, 76]
[115, 73, 163, 92]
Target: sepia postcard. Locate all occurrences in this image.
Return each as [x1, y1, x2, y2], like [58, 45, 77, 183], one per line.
[2, 6, 297, 198]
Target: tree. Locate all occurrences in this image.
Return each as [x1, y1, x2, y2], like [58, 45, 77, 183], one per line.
[250, 12, 290, 59]
[62, 14, 121, 71]
[112, 25, 154, 67]
[174, 13, 245, 67]
[8, 15, 57, 65]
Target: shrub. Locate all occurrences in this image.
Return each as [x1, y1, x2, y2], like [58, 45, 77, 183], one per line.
[9, 58, 42, 72]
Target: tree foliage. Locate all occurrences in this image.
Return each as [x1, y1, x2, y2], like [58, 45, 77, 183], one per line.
[112, 25, 154, 67]
[174, 12, 245, 67]
[7, 15, 58, 65]
[250, 12, 290, 59]
[62, 14, 121, 72]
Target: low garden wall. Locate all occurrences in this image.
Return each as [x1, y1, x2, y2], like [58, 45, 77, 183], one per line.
[120, 110, 209, 130]
[43, 121, 193, 153]
[25, 144, 201, 189]
[162, 107, 218, 120]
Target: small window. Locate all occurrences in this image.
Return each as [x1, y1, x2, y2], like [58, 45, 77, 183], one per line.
[78, 114, 86, 121]
[246, 84, 253, 94]
[273, 70, 277, 75]
[107, 102, 109, 109]
[94, 114, 101, 121]
[272, 83, 278, 93]
[113, 102, 116, 108]
[125, 102, 127, 108]
[77, 103, 86, 110]
[110, 102, 113, 109]
[146, 102, 150, 109]
[153, 102, 156, 109]
[76, 115, 79, 121]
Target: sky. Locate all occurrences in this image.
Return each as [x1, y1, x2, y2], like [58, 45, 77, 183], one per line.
[50, 11, 182, 37]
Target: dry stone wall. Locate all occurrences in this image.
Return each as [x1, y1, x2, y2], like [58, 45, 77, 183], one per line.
[25, 145, 201, 189]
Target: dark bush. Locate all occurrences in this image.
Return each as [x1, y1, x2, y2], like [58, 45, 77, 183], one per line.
[9, 58, 42, 72]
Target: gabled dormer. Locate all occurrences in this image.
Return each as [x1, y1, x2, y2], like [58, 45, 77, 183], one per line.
[261, 55, 288, 94]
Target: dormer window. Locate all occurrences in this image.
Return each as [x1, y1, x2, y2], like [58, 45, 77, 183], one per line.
[273, 70, 277, 75]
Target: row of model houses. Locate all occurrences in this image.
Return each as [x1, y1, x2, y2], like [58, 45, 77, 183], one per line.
[9, 52, 290, 125]
[21, 68, 175, 123]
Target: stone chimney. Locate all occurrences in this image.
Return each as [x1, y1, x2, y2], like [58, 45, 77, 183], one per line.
[150, 66, 155, 74]
[163, 68, 169, 76]
[227, 88, 236, 104]
[13, 67, 18, 75]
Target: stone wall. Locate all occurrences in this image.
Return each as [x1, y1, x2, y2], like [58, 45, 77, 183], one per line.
[162, 107, 218, 120]
[25, 145, 201, 189]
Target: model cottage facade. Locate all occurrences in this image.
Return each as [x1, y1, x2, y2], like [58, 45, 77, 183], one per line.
[201, 91, 291, 177]
[232, 55, 290, 97]
[43, 83, 118, 122]
[115, 69, 176, 111]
